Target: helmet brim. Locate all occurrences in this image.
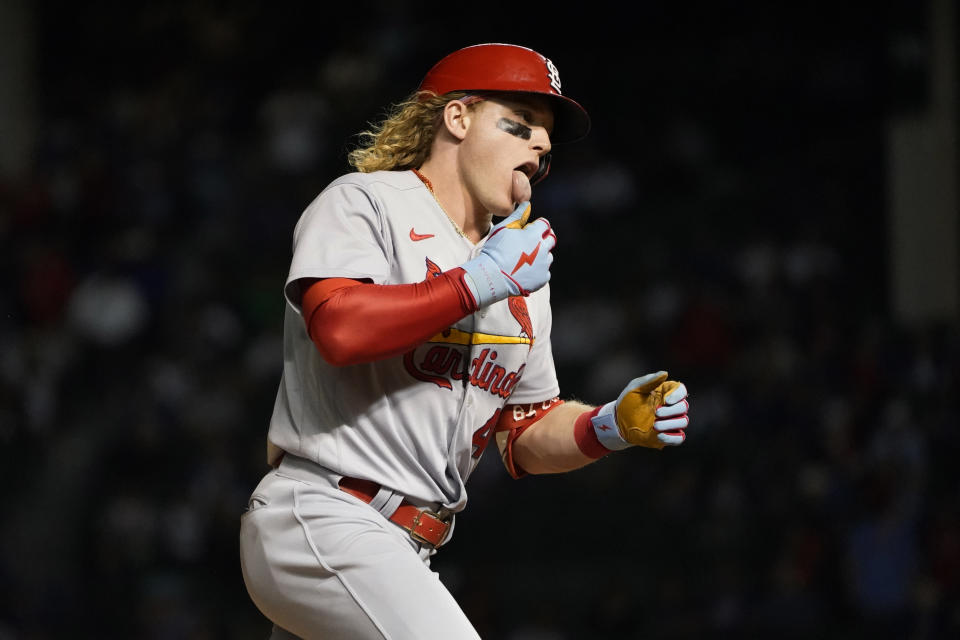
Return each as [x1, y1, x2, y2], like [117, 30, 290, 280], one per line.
[542, 93, 591, 144]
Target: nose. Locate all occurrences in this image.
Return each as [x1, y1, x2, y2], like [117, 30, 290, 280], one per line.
[530, 126, 552, 155]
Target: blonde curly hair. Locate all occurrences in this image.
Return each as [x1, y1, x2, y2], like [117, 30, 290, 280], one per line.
[347, 91, 472, 173]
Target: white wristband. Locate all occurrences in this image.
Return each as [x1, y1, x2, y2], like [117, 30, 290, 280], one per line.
[591, 400, 632, 451]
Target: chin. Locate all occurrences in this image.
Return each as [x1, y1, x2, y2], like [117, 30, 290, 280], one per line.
[490, 197, 516, 217]
[477, 188, 515, 217]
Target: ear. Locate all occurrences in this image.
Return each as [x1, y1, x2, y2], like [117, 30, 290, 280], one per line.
[441, 99, 471, 142]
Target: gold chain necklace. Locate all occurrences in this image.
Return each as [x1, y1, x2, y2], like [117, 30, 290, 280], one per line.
[412, 169, 469, 240]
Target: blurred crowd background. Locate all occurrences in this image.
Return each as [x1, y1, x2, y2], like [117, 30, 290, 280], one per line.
[1, 1, 958, 638]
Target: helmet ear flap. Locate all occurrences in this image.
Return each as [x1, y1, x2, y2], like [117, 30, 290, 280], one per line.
[530, 153, 551, 186]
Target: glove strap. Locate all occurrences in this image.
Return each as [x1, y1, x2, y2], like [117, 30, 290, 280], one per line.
[461, 254, 512, 308]
[591, 400, 632, 451]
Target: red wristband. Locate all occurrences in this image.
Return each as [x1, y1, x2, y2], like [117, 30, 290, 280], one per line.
[573, 406, 611, 459]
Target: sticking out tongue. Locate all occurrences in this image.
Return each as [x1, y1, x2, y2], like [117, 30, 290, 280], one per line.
[512, 170, 532, 205]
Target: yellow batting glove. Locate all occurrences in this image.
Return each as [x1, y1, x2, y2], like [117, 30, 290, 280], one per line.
[590, 371, 690, 451]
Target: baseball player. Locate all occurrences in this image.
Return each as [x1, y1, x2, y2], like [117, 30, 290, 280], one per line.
[239, 43, 691, 640]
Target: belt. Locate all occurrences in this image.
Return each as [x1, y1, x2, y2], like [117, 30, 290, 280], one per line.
[338, 476, 452, 548]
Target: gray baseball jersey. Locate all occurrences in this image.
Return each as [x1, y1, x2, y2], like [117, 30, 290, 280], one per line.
[265, 169, 559, 513]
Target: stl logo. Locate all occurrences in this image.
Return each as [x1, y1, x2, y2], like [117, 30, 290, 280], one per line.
[545, 58, 561, 93]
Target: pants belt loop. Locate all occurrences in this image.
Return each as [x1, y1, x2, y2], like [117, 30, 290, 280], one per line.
[370, 487, 403, 517]
[367, 485, 392, 512]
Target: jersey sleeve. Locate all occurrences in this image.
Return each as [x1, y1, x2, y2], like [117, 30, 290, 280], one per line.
[505, 284, 560, 404]
[284, 179, 392, 313]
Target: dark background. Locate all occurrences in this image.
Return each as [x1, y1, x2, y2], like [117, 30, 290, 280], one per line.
[1, 0, 958, 638]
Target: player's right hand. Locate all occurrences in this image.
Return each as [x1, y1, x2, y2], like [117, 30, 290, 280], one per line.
[589, 372, 690, 450]
[460, 202, 556, 308]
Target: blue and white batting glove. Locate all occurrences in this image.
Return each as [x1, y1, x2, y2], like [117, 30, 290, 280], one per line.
[461, 202, 557, 308]
[591, 371, 690, 451]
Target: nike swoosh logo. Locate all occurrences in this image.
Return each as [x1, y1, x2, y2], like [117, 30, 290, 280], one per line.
[410, 228, 435, 242]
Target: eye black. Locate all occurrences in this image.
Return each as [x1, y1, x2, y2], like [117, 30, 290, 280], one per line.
[497, 117, 532, 141]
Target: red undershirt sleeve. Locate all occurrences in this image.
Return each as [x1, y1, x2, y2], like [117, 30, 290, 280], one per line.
[301, 268, 478, 366]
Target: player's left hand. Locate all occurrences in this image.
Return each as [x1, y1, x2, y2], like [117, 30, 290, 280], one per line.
[460, 202, 556, 307]
[590, 371, 689, 450]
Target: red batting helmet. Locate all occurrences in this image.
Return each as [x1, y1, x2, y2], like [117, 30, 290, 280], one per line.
[418, 43, 591, 144]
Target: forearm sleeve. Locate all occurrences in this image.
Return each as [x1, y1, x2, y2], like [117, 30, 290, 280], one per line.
[302, 269, 478, 366]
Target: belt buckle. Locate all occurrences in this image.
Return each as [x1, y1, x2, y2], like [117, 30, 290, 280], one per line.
[410, 509, 450, 547]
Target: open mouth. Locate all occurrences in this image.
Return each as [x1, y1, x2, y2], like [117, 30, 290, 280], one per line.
[515, 162, 534, 180]
[528, 155, 551, 186]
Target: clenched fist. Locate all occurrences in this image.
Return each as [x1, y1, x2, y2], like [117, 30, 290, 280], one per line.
[591, 371, 690, 450]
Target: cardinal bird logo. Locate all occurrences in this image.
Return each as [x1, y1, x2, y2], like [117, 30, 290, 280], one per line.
[425, 256, 443, 278]
[508, 296, 533, 346]
[425, 257, 451, 338]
